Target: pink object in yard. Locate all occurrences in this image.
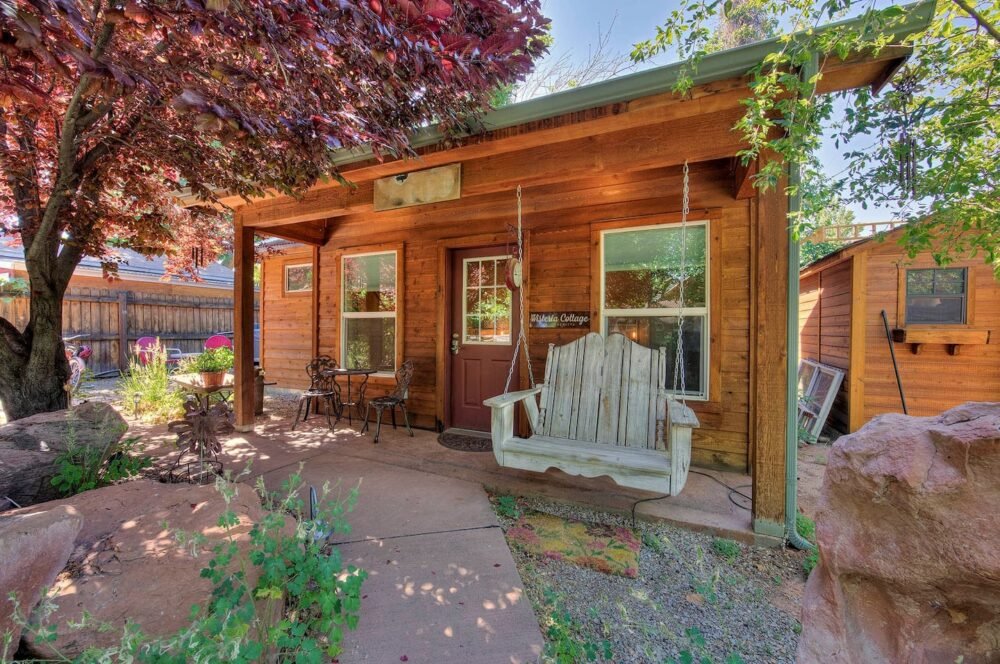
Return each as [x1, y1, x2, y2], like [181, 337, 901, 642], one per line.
[204, 334, 232, 351]
[134, 336, 160, 365]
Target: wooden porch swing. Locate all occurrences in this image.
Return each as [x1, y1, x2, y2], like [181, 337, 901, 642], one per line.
[483, 166, 700, 496]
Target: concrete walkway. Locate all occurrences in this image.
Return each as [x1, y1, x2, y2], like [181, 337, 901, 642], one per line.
[262, 452, 544, 664]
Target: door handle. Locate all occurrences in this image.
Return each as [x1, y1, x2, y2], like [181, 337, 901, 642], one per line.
[451, 333, 461, 355]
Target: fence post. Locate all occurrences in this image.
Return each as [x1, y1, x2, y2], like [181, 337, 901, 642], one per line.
[118, 292, 128, 372]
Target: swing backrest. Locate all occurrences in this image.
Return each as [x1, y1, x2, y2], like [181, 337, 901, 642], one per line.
[537, 333, 667, 449]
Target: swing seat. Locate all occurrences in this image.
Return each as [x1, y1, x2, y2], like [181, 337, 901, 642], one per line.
[483, 333, 699, 496]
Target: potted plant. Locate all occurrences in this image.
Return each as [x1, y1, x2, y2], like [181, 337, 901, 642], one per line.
[0, 276, 29, 303]
[192, 346, 234, 389]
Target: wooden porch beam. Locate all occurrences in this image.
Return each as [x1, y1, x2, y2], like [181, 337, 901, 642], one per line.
[750, 161, 789, 535]
[732, 157, 758, 200]
[243, 107, 751, 228]
[253, 221, 328, 246]
[233, 213, 256, 431]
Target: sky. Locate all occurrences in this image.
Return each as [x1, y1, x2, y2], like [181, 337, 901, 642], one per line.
[534, 0, 892, 224]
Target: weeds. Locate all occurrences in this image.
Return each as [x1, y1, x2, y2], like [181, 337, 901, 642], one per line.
[50, 435, 151, 497]
[117, 344, 185, 423]
[540, 588, 613, 663]
[711, 538, 741, 562]
[797, 513, 819, 575]
[495, 494, 522, 520]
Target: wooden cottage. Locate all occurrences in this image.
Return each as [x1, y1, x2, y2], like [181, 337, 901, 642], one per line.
[800, 225, 1000, 433]
[222, 13, 932, 539]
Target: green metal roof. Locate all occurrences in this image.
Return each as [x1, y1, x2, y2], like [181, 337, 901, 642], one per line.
[331, 0, 935, 169]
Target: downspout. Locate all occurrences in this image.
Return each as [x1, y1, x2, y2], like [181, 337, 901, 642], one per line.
[784, 52, 819, 551]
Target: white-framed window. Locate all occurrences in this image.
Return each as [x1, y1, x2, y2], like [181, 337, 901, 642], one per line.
[600, 221, 710, 400]
[284, 263, 313, 294]
[462, 255, 513, 345]
[342, 250, 397, 374]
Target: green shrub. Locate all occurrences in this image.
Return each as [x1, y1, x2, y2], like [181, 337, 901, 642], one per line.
[191, 346, 234, 373]
[540, 589, 612, 663]
[711, 538, 741, 562]
[118, 345, 186, 423]
[19, 472, 367, 662]
[495, 494, 522, 519]
[50, 435, 151, 497]
[797, 513, 820, 576]
[803, 549, 819, 576]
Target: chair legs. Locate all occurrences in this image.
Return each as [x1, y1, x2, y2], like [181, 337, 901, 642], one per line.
[400, 403, 413, 437]
[292, 394, 336, 432]
[373, 406, 384, 444]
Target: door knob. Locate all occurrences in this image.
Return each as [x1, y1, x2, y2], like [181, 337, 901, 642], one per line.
[451, 333, 461, 355]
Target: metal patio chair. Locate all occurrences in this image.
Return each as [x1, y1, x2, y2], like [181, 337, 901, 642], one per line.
[362, 360, 415, 444]
[291, 355, 342, 431]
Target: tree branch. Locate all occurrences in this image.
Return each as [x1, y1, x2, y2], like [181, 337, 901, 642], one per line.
[952, 0, 1000, 43]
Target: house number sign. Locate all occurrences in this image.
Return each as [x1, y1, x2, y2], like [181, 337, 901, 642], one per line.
[529, 312, 591, 329]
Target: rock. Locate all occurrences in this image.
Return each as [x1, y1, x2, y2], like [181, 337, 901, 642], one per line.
[0, 506, 83, 661]
[0, 402, 128, 506]
[798, 402, 1000, 663]
[15, 479, 278, 658]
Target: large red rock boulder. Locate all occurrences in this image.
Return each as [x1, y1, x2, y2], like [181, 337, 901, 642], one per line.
[798, 402, 1000, 663]
[0, 506, 82, 660]
[0, 402, 128, 506]
[15, 479, 277, 658]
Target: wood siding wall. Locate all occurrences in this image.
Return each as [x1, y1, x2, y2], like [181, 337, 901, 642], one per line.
[0, 280, 253, 376]
[797, 260, 852, 432]
[261, 160, 757, 471]
[260, 246, 315, 389]
[861, 248, 1000, 422]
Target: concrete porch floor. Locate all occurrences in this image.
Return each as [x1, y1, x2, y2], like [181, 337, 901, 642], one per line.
[139, 406, 764, 546]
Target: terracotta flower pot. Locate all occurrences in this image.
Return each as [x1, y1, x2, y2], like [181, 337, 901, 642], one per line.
[199, 371, 226, 389]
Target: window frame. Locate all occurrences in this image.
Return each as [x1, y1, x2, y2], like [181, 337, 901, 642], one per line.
[461, 253, 514, 346]
[902, 267, 969, 326]
[283, 262, 314, 295]
[341, 248, 399, 376]
[598, 219, 711, 401]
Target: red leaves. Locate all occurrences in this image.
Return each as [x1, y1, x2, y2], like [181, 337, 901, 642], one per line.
[0, 0, 548, 284]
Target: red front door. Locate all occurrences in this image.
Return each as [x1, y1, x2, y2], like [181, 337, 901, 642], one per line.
[448, 246, 519, 431]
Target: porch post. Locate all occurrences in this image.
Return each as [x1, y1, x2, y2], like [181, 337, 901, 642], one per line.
[234, 212, 256, 431]
[750, 168, 789, 539]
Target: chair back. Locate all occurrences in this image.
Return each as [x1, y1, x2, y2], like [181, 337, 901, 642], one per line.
[305, 355, 338, 391]
[390, 360, 415, 400]
[135, 336, 159, 365]
[204, 334, 233, 350]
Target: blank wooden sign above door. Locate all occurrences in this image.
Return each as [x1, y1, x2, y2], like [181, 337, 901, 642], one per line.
[374, 163, 461, 211]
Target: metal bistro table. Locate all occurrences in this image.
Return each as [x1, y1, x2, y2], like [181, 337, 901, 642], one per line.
[170, 373, 235, 411]
[323, 367, 375, 426]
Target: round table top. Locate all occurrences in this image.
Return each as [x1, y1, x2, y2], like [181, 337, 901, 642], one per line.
[322, 367, 376, 376]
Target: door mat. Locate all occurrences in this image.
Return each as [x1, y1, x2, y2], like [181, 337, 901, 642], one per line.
[506, 510, 641, 578]
[437, 429, 493, 452]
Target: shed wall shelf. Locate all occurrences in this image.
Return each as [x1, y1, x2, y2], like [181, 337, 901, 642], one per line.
[891, 327, 992, 356]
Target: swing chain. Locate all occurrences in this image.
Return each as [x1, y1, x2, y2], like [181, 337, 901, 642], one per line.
[504, 185, 536, 394]
[672, 161, 690, 403]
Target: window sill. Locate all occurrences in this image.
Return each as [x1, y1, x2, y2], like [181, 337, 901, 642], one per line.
[891, 327, 992, 356]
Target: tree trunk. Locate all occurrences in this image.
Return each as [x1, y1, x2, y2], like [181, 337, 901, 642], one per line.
[0, 277, 70, 422]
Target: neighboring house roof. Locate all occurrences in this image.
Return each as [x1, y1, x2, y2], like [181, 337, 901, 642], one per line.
[799, 224, 911, 279]
[0, 244, 235, 289]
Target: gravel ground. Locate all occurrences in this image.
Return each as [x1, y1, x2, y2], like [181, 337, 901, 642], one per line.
[492, 494, 808, 664]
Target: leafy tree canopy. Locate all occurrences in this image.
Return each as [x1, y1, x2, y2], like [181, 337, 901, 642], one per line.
[634, 0, 1000, 270]
[0, 0, 547, 419]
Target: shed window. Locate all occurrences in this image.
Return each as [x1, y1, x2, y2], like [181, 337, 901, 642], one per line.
[905, 268, 967, 324]
[600, 222, 709, 399]
[342, 251, 397, 373]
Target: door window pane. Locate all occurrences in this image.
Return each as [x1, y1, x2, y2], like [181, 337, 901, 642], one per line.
[344, 318, 395, 372]
[604, 225, 706, 309]
[464, 256, 512, 345]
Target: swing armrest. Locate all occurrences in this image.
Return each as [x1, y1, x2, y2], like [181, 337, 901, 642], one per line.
[667, 399, 700, 429]
[483, 387, 543, 409]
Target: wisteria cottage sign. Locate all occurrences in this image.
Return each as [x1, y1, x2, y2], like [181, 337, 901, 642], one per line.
[529, 312, 591, 329]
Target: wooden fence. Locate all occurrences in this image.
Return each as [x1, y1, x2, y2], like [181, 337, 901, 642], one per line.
[0, 287, 259, 376]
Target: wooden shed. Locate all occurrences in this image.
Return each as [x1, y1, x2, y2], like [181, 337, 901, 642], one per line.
[799, 225, 1000, 433]
[219, 12, 932, 538]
